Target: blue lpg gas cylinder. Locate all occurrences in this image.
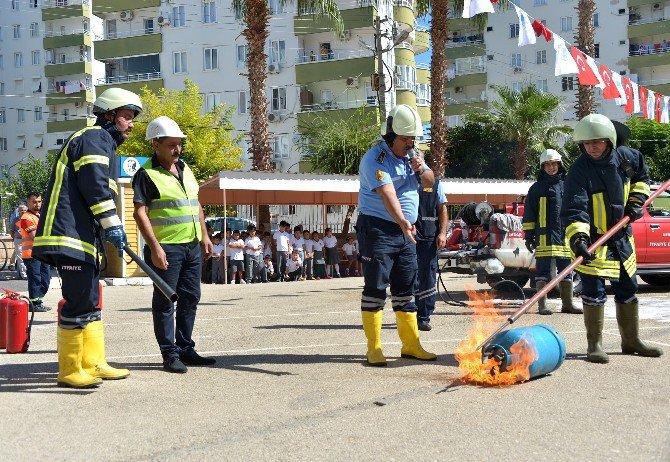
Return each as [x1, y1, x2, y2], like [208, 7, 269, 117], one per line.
[482, 324, 566, 380]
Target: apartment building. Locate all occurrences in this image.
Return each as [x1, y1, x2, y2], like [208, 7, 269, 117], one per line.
[444, 0, 669, 128]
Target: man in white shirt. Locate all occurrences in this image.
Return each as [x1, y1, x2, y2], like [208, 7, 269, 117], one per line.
[228, 229, 246, 284]
[273, 221, 291, 281]
[244, 225, 263, 283]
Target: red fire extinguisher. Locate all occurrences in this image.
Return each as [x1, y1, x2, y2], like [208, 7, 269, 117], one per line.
[5, 294, 34, 354]
[0, 295, 10, 350]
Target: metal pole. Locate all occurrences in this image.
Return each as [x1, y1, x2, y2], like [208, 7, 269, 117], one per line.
[223, 189, 227, 285]
[475, 178, 670, 350]
[375, 16, 387, 124]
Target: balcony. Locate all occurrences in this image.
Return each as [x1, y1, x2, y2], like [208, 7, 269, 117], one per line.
[297, 104, 377, 127]
[95, 33, 162, 60]
[445, 70, 487, 89]
[295, 50, 374, 85]
[92, 0, 160, 15]
[628, 16, 670, 38]
[629, 0, 665, 5]
[629, 44, 670, 68]
[295, 6, 375, 35]
[394, 4, 415, 28]
[47, 117, 92, 134]
[637, 77, 670, 95]
[414, 30, 430, 54]
[42, 0, 90, 21]
[96, 73, 163, 95]
[417, 64, 430, 84]
[444, 100, 487, 116]
[46, 85, 94, 105]
[45, 59, 92, 78]
[43, 31, 91, 50]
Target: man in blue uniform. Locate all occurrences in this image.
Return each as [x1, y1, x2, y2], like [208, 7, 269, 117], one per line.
[562, 114, 663, 363]
[34, 88, 141, 388]
[356, 104, 437, 366]
[415, 176, 448, 331]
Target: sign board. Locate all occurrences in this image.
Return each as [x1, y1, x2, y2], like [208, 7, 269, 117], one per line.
[119, 156, 150, 178]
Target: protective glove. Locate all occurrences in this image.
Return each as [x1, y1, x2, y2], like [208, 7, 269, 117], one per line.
[625, 201, 644, 223]
[571, 234, 593, 262]
[525, 239, 536, 253]
[105, 225, 127, 257]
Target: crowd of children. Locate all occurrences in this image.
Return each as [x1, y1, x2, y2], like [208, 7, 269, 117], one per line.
[203, 221, 361, 284]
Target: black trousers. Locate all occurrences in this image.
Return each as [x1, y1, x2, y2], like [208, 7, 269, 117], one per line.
[56, 256, 100, 329]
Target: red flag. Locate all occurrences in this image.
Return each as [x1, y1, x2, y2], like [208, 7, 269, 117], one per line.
[656, 92, 663, 122]
[570, 47, 600, 85]
[622, 77, 634, 114]
[531, 20, 553, 42]
[639, 86, 648, 119]
[599, 65, 621, 99]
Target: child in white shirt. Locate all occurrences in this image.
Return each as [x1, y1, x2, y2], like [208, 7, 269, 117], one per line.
[228, 230, 246, 284]
[323, 227, 340, 278]
[211, 233, 225, 284]
[341, 235, 356, 277]
[303, 229, 314, 280]
[289, 226, 306, 280]
[244, 225, 263, 283]
[311, 231, 326, 279]
[261, 255, 275, 282]
[285, 250, 303, 281]
[273, 221, 291, 281]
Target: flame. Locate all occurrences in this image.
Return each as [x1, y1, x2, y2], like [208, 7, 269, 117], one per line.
[455, 290, 539, 385]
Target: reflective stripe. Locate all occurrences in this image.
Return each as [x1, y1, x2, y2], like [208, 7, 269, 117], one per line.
[417, 289, 437, 301]
[415, 287, 435, 297]
[522, 222, 535, 231]
[73, 155, 109, 172]
[109, 178, 117, 190]
[535, 245, 571, 258]
[149, 199, 199, 210]
[362, 295, 387, 304]
[623, 179, 630, 205]
[592, 192, 607, 234]
[538, 197, 547, 228]
[566, 221, 589, 242]
[33, 235, 97, 258]
[90, 199, 116, 216]
[630, 181, 650, 197]
[149, 216, 198, 227]
[361, 302, 384, 309]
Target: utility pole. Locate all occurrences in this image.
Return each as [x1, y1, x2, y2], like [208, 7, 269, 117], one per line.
[374, 16, 388, 125]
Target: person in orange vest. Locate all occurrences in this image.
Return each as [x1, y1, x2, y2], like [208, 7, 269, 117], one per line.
[20, 192, 51, 312]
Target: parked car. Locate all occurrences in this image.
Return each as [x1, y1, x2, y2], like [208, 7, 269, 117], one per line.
[206, 217, 256, 234]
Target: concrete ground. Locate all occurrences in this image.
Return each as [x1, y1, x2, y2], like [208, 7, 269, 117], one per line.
[1, 274, 669, 461]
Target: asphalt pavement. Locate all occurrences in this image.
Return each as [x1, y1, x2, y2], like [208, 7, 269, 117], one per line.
[1, 274, 669, 461]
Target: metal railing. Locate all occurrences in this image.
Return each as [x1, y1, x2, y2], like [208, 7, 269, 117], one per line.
[95, 29, 160, 41]
[446, 38, 484, 48]
[299, 97, 377, 113]
[46, 56, 90, 65]
[296, 49, 370, 64]
[47, 84, 92, 93]
[638, 77, 670, 86]
[394, 0, 414, 9]
[44, 29, 90, 37]
[629, 44, 670, 56]
[449, 65, 487, 75]
[96, 72, 161, 85]
[446, 96, 487, 105]
[629, 15, 667, 26]
[43, 0, 90, 7]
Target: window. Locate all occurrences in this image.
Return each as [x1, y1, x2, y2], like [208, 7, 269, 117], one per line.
[237, 44, 249, 67]
[32, 51, 40, 65]
[510, 23, 519, 38]
[0, 82, 4, 94]
[536, 50, 547, 64]
[11, 0, 19, 10]
[17, 109, 25, 123]
[534, 0, 546, 5]
[594, 43, 600, 58]
[511, 53, 522, 67]
[593, 13, 599, 28]
[173, 51, 187, 73]
[30, 23, 39, 38]
[0, 26, 3, 42]
[34, 106, 43, 121]
[271, 87, 287, 112]
[0, 138, 7, 151]
[0, 55, 3, 69]
[562, 76, 575, 91]
[560, 17, 572, 32]
[270, 40, 286, 64]
[0, 109, 5, 123]
[203, 1, 217, 23]
[238, 90, 249, 114]
[13, 25, 21, 39]
[144, 19, 154, 34]
[205, 93, 220, 111]
[106, 20, 117, 39]
[17, 137, 26, 150]
[29, 0, 39, 8]
[270, 0, 285, 14]
[172, 6, 186, 27]
[395, 65, 416, 90]
[62, 108, 70, 120]
[321, 89, 334, 106]
[535, 79, 548, 93]
[14, 52, 23, 68]
[416, 83, 432, 106]
[272, 135, 290, 159]
[512, 82, 524, 93]
[204, 48, 218, 70]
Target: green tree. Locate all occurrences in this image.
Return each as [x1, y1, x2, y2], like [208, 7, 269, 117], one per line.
[298, 108, 379, 233]
[444, 123, 516, 179]
[464, 85, 571, 179]
[627, 117, 670, 182]
[119, 79, 243, 182]
[2, 153, 56, 213]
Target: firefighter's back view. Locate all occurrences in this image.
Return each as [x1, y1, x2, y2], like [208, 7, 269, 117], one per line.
[33, 88, 142, 388]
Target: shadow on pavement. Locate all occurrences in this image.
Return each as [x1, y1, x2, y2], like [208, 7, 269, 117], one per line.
[0, 362, 96, 395]
[254, 323, 396, 331]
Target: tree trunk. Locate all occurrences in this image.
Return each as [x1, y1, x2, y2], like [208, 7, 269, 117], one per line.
[341, 204, 356, 235]
[575, 0, 596, 119]
[428, 0, 449, 177]
[243, 0, 273, 172]
[513, 141, 528, 179]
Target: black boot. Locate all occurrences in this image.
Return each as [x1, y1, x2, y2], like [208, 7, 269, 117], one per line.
[616, 301, 663, 357]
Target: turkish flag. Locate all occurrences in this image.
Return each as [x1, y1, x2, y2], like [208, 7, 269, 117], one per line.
[570, 47, 600, 85]
[622, 77, 634, 114]
[639, 86, 648, 119]
[531, 19, 553, 41]
[655, 92, 663, 122]
[599, 65, 621, 99]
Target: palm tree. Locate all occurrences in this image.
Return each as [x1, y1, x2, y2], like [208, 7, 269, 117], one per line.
[232, 1, 343, 173]
[465, 85, 572, 179]
[575, 0, 596, 119]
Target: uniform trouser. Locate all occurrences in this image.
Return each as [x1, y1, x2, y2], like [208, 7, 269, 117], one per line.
[245, 254, 262, 282]
[287, 268, 302, 281]
[145, 241, 201, 361]
[260, 266, 272, 282]
[535, 256, 573, 282]
[356, 214, 418, 313]
[296, 250, 305, 277]
[24, 258, 51, 307]
[276, 251, 288, 280]
[580, 266, 638, 306]
[415, 238, 438, 323]
[56, 257, 100, 329]
[211, 258, 224, 284]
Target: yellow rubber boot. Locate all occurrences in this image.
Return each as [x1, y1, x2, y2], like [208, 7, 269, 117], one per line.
[57, 327, 102, 388]
[395, 311, 437, 361]
[82, 321, 130, 380]
[362, 311, 387, 366]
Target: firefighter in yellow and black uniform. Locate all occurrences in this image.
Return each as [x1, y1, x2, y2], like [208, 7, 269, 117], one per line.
[561, 114, 663, 364]
[33, 88, 142, 388]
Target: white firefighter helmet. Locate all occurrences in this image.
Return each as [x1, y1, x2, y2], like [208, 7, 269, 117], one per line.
[145, 116, 187, 140]
[385, 104, 423, 137]
[92, 88, 142, 116]
[572, 114, 617, 146]
[539, 149, 562, 166]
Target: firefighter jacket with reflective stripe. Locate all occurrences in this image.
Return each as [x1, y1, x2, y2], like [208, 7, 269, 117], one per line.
[522, 169, 571, 258]
[140, 159, 202, 244]
[19, 211, 39, 259]
[33, 126, 120, 266]
[561, 146, 651, 280]
[415, 180, 439, 241]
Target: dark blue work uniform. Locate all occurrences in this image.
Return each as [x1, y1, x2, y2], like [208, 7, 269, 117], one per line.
[356, 141, 428, 313]
[415, 180, 447, 324]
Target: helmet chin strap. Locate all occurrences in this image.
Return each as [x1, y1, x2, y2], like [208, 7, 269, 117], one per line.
[97, 113, 126, 147]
